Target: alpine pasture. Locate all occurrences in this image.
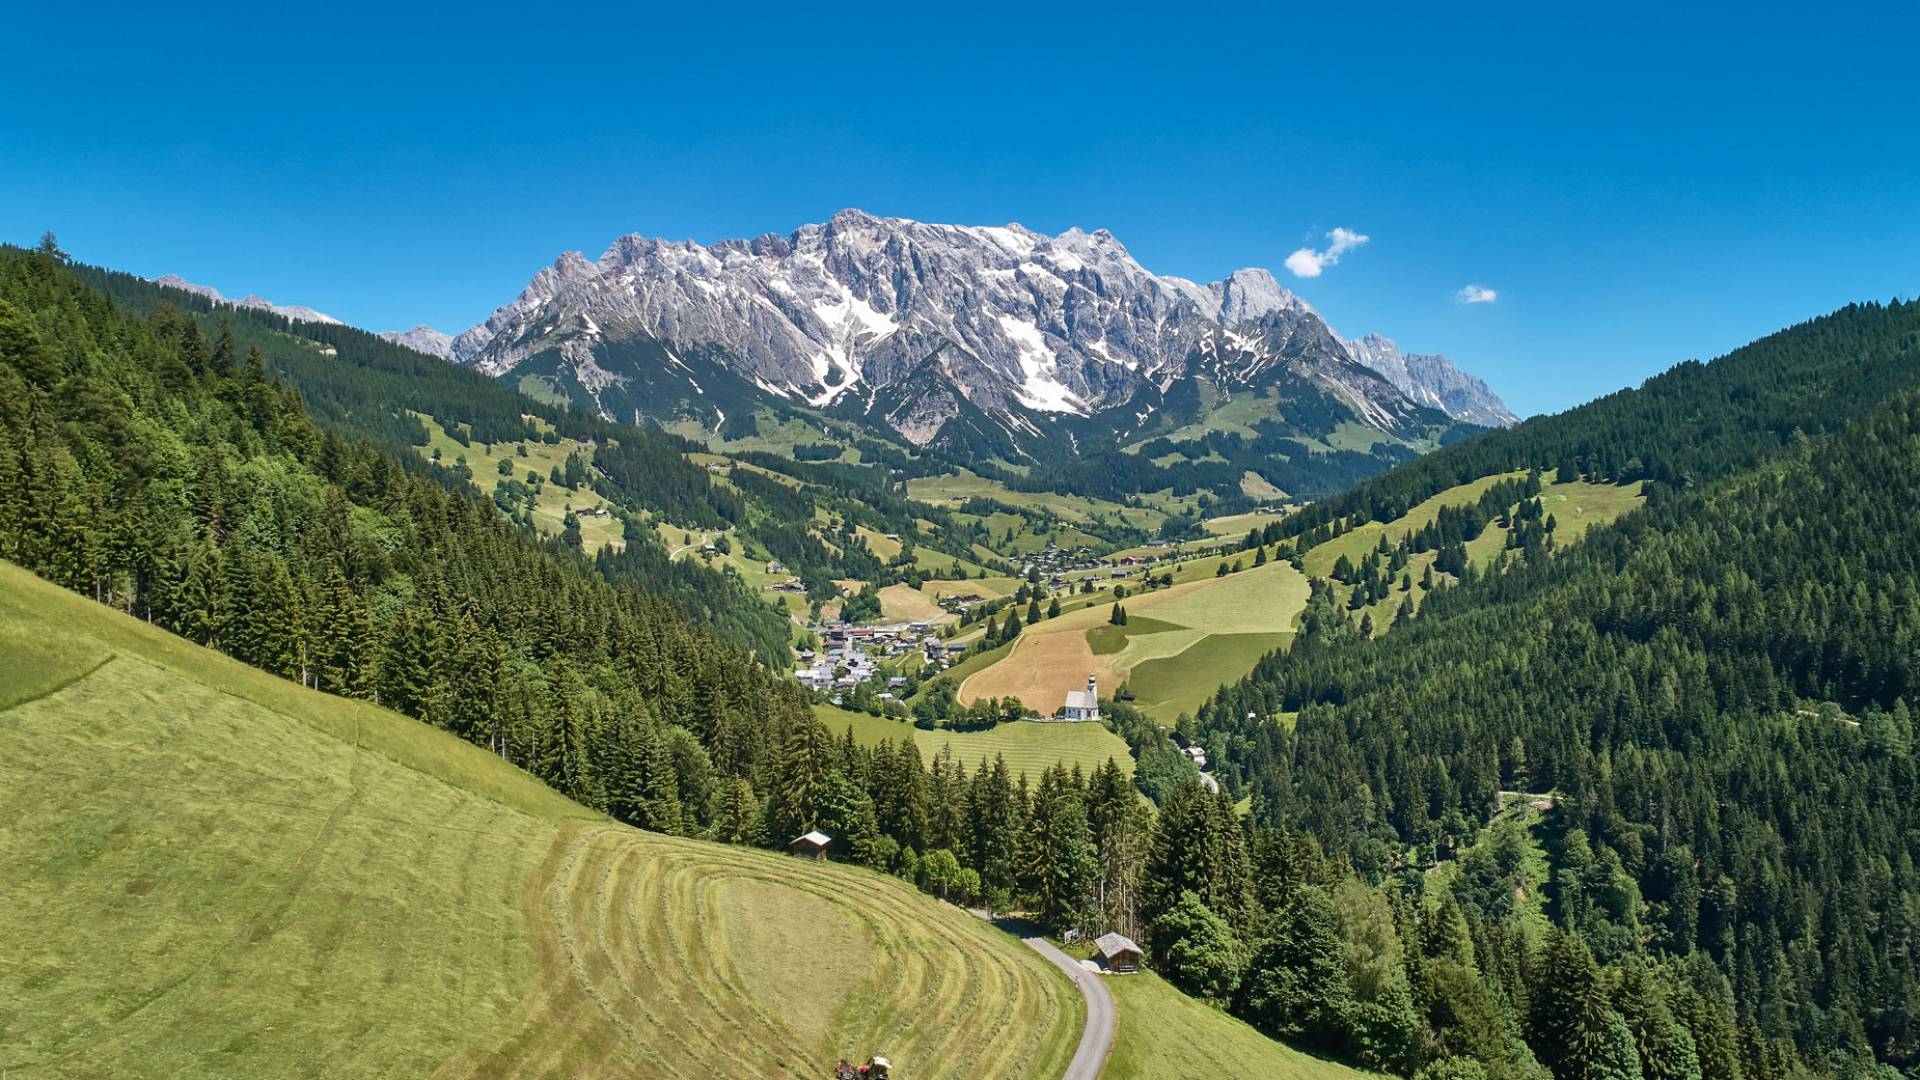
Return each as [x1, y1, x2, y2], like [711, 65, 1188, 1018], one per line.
[816, 704, 1134, 780]
[0, 561, 1080, 1080]
[957, 560, 1311, 721]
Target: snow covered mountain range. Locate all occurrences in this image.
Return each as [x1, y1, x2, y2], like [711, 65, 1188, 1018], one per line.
[426, 210, 1514, 454]
[154, 211, 1514, 465]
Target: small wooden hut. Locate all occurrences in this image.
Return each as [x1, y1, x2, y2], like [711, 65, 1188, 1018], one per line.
[1095, 931, 1143, 973]
[789, 830, 832, 860]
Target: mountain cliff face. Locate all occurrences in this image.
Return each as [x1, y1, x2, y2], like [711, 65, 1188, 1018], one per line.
[443, 210, 1511, 454]
[1343, 333, 1518, 427]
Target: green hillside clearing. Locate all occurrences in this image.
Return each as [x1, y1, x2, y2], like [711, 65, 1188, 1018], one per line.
[413, 413, 626, 553]
[0, 561, 1080, 1079]
[1104, 970, 1377, 1080]
[815, 705, 1133, 780]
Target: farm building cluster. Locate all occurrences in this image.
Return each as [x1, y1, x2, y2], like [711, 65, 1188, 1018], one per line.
[1022, 540, 1174, 593]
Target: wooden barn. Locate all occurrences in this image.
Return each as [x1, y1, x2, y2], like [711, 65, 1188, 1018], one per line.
[1095, 931, 1142, 973]
[789, 830, 832, 860]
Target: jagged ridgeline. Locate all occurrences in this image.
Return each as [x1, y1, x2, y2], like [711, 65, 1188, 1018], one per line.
[438, 210, 1504, 499]
[1177, 299, 1920, 1079]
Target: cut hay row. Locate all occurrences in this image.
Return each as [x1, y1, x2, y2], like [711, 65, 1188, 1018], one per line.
[459, 824, 1081, 1079]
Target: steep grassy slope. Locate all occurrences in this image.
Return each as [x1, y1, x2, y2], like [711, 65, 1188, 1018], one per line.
[0, 561, 1080, 1079]
[1103, 971, 1378, 1080]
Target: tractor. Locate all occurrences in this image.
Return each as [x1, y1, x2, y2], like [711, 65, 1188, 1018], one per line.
[834, 1055, 891, 1079]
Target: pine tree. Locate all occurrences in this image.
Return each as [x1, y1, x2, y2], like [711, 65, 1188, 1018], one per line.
[1530, 932, 1613, 1080]
[776, 717, 832, 837]
[1242, 885, 1350, 1043]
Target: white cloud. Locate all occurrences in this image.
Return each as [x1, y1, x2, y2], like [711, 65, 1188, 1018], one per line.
[1284, 226, 1369, 278]
[1455, 284, 1499, 304]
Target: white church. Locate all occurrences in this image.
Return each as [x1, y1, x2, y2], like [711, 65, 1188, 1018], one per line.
[1058, 673, 1101, 722]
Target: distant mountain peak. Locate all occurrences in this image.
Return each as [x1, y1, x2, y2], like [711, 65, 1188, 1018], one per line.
[150, 273, 341, 325]
[1344, 333, 1517, 427]
[378, 324, 455, 360]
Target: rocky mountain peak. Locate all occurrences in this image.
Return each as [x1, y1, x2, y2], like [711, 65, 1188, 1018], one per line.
[378, 324, 455, 360]
[1344, 333, 1518, 427]
[441, 211, 1514, 446]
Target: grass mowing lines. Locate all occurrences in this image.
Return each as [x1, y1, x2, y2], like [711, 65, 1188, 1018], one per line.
[476, 823, 1078, 1080]
[1, 563, 1079, 1080]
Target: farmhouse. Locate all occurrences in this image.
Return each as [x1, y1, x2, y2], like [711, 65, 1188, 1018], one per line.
[789, 830, 831, 860]
[1060, 674, 1101, 722]
[1095, 932, 1142, 973]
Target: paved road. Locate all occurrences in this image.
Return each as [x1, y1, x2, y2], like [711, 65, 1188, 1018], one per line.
[977, 915, 1116, 1079]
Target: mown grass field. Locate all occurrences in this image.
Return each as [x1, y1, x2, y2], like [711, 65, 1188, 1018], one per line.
[1127, 632, 1291, 720]
[815, 705, 1133, 780]
[1104, 970, 1376, 1080]
[876, 582, 950, 623]
[959, 561, 1310, 721]
[0, 561, 1082, 1079]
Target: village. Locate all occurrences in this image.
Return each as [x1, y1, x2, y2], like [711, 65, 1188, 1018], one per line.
[791, 617, 954, 701]
[785, 536, 1214, 719]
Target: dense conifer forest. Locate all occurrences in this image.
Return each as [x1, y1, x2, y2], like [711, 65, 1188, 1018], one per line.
[1160, 302, 1920, 1080]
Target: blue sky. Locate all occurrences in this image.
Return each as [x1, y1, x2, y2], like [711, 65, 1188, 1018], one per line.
[4, 1, 1916, 417]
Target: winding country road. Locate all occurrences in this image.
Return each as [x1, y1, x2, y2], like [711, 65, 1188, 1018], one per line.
[976, 915, 1116, 1079]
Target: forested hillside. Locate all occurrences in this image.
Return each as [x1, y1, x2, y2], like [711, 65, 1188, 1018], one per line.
[0, 240, 1154, 956]
[1270, 300, 1920, 540]
[1141, 306, 1920, 1080]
